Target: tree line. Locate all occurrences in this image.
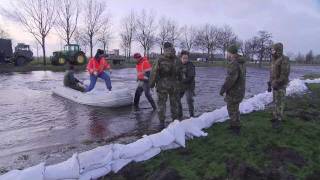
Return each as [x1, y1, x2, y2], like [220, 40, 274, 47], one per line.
[0, 0, 318, 66]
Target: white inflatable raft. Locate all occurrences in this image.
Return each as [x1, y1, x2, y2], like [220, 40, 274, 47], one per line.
[52, 86, 133, 107]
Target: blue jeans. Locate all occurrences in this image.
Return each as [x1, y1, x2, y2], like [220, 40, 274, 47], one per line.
[86, 72, 112, 92]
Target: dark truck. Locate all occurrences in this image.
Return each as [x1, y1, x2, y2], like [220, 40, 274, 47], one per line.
[0, 39, 33, 66]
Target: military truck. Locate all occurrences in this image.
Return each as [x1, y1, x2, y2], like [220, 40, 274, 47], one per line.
[51, 44, 87, 66]
[0, 39, 33, 66]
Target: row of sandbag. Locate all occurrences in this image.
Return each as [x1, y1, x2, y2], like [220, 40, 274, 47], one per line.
[0, 78, 316, 180]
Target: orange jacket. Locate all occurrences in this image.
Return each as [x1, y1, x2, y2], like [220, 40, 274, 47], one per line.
[136, 57, 152, 80]
[86, 57, 111, 74]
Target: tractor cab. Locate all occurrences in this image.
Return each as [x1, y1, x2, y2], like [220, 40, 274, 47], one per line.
[63, 44, 80, 52]
[15, 43, 31, 52]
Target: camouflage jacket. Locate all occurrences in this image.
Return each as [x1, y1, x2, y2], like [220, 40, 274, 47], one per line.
[220, 57, 246, 103]
[269, 55, 290, 90]
[149, 55, 182, 93]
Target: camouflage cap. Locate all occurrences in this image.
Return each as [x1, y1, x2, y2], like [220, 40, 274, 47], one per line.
[227, 45, 238, 54]
[164, 42, 173, 49]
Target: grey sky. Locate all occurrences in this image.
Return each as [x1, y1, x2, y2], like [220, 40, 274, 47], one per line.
[0, 0, 320, 56]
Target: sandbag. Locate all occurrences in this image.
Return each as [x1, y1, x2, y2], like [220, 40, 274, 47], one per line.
[0, 170, 21, 180]
[113, 137, 153, 159]
[147, 129, 175, 148]
[79, 165, 111, 180]
[0, 163, 45, 180]
[180, 119, 208, 138]
[111, 159, 132, 173]
[166, 120, 186, 147]
[44, 153, 80, 180]
[160, 142, 181, 151]
[78, 144, 113, 174]
[133, 148, 161, 162]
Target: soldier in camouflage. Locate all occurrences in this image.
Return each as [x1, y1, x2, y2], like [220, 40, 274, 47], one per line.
[150, 42, 183, 124]
[268, 42, 290, 129]
[220, 45, 246, 135]
[179, 50, 196, 117]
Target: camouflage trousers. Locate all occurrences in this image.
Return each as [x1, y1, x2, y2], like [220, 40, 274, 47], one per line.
[180, 89, 195, 117]
[226, 101, 241, 128]
[157, 90, 182, 122]
[273, 88, 286, 121]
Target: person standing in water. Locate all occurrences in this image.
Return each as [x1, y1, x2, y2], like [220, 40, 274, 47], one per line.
[85, 49, 112, 92]
[133, 53, 157, 110]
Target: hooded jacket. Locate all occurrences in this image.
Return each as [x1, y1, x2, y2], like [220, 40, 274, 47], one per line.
[269, 43, 290, 90]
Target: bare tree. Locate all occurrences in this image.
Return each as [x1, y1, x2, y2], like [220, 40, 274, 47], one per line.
[135, 9, 156, 57]
[0, 26, 9, 38]
[167, 19, 180, 47]
[83, 0, 107, 57]
[156, 17, 170, 54]
[179, 25, 197, 52]
[195, 24, 219, 60]
[74, 30, 89, 53]
[2, 0, 57, 65]
[98, 17, 112, 52]
[255, 31, 273, 67]
[120, 11, 136, 59]
[55, 0, 79, 45]
[240, 38, 259, 61]
[217, 25, 237, 58]
[306, 50, 314, 64]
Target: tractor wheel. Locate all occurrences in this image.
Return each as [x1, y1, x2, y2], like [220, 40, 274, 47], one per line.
[75, 53, 86, 65]
[58, 56, 66, 65]
[14, 57, 27, 66]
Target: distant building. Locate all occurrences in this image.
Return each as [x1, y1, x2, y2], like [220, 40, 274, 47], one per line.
[107, 49, 120, 56]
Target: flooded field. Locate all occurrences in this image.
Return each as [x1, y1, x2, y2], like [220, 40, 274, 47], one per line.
[0, 66, 318, 171]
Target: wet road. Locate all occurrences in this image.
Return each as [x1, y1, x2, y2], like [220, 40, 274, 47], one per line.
[0, 66, 318, 171]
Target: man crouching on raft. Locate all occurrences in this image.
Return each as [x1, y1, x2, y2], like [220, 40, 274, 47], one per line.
[85, 49, 112, 92]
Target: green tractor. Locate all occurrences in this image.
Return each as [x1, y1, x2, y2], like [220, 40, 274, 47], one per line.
[51, 44, 87, 66]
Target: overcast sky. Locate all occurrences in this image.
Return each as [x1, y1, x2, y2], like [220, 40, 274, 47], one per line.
[0, 0, 320, 56]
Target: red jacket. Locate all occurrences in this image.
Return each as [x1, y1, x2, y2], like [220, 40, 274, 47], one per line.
[136, 57, 152, 80]
[87, 57, 111, 74]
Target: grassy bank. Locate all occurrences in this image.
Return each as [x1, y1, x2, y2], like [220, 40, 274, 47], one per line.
[102, 82, 320, 180]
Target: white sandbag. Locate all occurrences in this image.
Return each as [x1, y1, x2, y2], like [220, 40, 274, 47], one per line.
[201, 106, 229, 128]
[166, 120, 186, 147]
[0, 163, 45, 180]
[180, 119, 208, 138]
[113, 137, 153, 159]
[111, 159, 132, 173]
[79, 165, 111, 180]
[18, 163, 45, 180]
[133, 148, 161, 162]
[0, 170, 21, 180]
[44, 153, 80, 180]
[304, 78, 320, 84]
[147, 129, 175, 148]
[112, 144, 126, 160]
[78, 144, 113, 174]
[160, 142, 181, 150]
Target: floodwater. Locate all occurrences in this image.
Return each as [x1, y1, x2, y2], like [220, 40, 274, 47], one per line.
[0, 66, 319, 171]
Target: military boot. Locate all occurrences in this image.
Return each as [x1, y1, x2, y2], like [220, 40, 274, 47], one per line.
[229, 126, 241, 136]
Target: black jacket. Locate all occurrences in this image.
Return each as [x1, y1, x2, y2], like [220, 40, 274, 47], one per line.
[181, 61, 195, 90]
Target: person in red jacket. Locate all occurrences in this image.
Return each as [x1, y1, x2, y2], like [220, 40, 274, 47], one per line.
[85, 49, 112, 92]
[133, 53, 156, 110]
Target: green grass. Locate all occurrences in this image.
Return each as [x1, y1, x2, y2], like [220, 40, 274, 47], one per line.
[103, 83, 320, 180]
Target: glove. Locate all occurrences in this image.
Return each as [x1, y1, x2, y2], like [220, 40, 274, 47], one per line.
[267, 81, 272, 92]
[93, 71, 98, 76]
